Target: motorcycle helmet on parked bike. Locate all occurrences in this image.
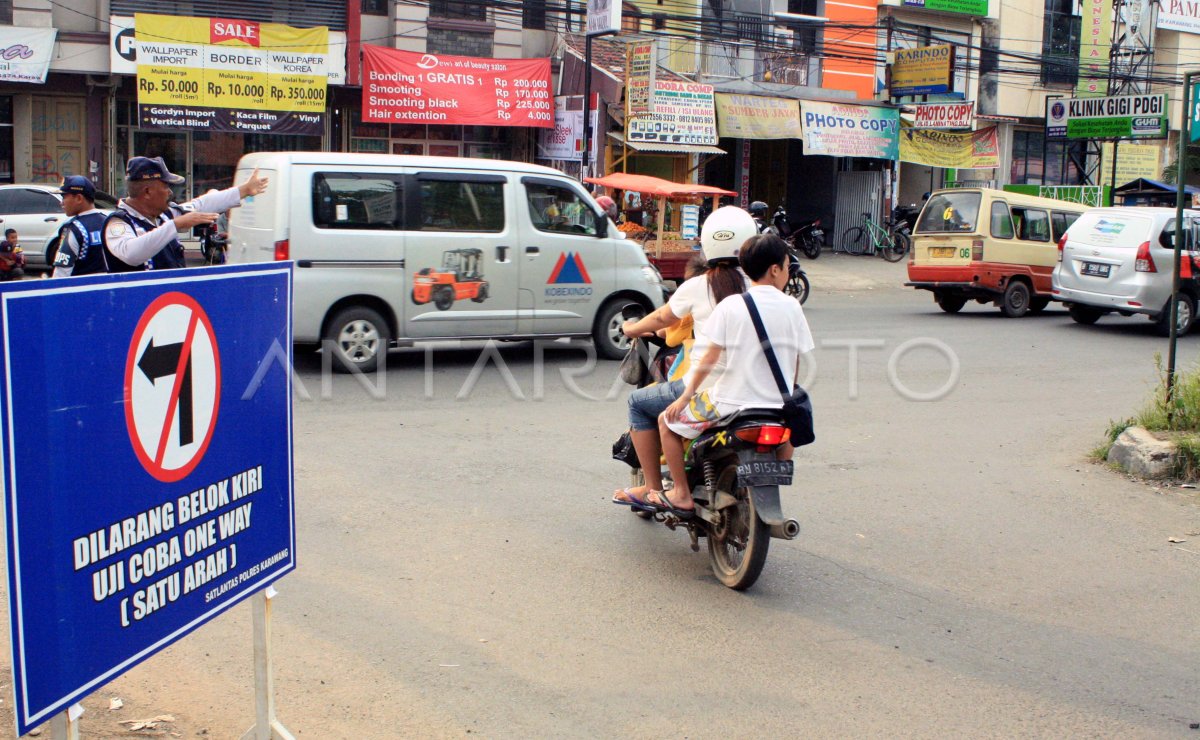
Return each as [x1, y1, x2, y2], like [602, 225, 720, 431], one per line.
[748, 201, 769, 218]
[700, 206, 758, 265]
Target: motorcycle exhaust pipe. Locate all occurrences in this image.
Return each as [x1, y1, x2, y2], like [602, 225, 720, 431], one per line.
[770, 519, 801, 540]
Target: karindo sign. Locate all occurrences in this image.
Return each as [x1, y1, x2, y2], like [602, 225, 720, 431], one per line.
[911, 102, 974, 130]
[362, 45, 552, 128]
[891, 44, 954, 97]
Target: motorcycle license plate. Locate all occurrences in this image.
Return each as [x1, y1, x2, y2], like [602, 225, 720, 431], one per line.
[811, 229, 824, 239]
[737, 459, 794, 486]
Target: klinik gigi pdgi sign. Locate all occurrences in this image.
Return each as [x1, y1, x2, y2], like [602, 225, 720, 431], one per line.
[1045, 93, 1167, 139]
[2, 264, 295, 736]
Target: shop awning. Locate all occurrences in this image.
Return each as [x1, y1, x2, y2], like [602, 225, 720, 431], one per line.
[608, 131, 727, 156]
[584, 172, 736, 198]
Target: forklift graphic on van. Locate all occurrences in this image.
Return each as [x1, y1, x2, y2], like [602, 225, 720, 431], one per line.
[412, 248, 490, 311]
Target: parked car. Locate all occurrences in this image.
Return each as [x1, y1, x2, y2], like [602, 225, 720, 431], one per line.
[0, 183, 117, 270]
[1052, 207, 1200, 336]
[225, 152, 665, 373]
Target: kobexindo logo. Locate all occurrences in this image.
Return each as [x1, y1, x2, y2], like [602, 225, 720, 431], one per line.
[211, 18, 260, 47]
[545, 252, 593, 299]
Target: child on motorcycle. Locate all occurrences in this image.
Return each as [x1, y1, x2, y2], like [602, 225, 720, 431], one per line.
[652, 233, 814, 514]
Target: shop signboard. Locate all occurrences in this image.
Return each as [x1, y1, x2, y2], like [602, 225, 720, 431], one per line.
[1159, 0, 1200, 34]
[899, 123, 1000, 168]
[1045, 94, 1167, 139]
[537, 95, 599, 162]
[1100, 142, 1164, 183]
[890, 45, 955, 97]
[134, 13, 328, 136]
[901, 0, 988, 15]
[2, 264, 294, 736]
[910, 101, 974, 129]
[625, 40, 656, 119]
[1193, 81, 1200, 142]
[800, 101, 900, 160]
[627, 80, 717, 146]
[715, 93, 802, 139]
[0, 26, 57, 84]
[362, 45, 552, 129]
[1077, 0, 1113, 97]
[587, 0, 622, 35]
[110, 16, 345, 85]
[680, 205, 701, 240]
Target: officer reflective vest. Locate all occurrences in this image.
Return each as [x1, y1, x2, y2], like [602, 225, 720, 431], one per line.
[55, 211, 108, 276]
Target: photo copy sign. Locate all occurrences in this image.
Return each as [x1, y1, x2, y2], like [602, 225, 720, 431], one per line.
[362, 45, 552, 128]
[1, 264, 294, 736]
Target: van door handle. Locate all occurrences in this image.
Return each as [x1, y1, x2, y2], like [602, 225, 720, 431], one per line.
[496, 246, 510, 263]
[525, 246, 540, 257]
[44, 216, 58, 222]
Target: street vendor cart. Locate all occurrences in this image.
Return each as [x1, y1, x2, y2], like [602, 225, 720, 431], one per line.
[585, 173, 737, 282]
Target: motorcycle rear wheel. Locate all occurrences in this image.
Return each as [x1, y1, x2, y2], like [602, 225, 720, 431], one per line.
[707, 464, 770, 590]
[800, 236, 821, 260]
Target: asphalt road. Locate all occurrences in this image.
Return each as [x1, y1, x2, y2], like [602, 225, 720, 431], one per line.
[3, 254, 1199, 737]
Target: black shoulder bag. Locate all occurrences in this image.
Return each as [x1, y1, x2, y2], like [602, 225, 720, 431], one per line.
[742, 293, 815, 446]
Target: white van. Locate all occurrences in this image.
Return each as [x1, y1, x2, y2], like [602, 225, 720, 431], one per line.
[225, 153, 665, 371]
[1052, 207, 1200, 336]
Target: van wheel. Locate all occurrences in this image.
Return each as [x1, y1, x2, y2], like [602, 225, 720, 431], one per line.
[1000, 280, 1031, 318]
[1068, 304, 1103, 325]
[472, 283, 489, 303]
[433, 286, 455, 311]
[1154, 293, 1195, 337]
[594, 298, 644, 361]
[1029, 296, 1051, 314]
[325, 306, 389, 374]
[935, 293, 967, 314]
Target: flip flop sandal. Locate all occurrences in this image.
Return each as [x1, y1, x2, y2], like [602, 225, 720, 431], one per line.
[647, 490, 696, 519]
[612, 488, 655, 510]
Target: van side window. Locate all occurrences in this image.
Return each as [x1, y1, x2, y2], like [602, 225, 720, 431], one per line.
[1051, 211, 1079, 241]
[525, 183, 598, 235]
[1012, 207, 1050, 242]
[418, 180, 505, 232]
[312, 173, 403, 230]
[990, 201, 1014, 239]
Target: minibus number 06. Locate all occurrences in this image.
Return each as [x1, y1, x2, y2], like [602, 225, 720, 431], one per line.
[959, 248, 970, 258]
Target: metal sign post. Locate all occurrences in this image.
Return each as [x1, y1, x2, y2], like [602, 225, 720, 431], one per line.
[242, 587, 294, 740]
[1169, 73, 1196, 424]
[582, 0, 621, 180]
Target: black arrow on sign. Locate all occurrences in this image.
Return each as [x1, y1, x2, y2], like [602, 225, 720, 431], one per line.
[138, 338, 193, 446]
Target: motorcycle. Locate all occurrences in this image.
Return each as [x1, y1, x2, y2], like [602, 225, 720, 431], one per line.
[197, 220, 228, 265]
[791, 217, 825, 260]
[615, 315, 800, 591]
[785, 248, 811, 305]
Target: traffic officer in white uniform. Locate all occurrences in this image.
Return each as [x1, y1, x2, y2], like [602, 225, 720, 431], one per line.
[101, 156, 268, 272]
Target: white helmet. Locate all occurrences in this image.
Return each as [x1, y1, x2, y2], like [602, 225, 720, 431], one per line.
[700, 206, 757, 264]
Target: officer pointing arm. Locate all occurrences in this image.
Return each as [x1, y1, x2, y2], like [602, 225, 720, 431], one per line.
[102, 156, 268, 271]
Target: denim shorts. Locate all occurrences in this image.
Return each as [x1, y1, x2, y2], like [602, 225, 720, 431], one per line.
[627, 379, 685, 431]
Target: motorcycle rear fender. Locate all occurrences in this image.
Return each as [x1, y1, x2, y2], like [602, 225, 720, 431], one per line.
[737, 449, 789, 529]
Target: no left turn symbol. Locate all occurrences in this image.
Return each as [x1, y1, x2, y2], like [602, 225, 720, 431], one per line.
[125, 292, 221, 482]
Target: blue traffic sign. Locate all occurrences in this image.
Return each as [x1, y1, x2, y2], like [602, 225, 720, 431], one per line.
[1, 264, 295, 735]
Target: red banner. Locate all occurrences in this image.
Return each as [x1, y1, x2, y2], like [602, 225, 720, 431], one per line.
[361, 45, 553, 128]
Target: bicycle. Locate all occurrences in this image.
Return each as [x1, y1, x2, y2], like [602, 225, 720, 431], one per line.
[839, 212, 910, 262]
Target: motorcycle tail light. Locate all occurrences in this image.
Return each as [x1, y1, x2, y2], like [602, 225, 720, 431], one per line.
[735, 425, 790, 446]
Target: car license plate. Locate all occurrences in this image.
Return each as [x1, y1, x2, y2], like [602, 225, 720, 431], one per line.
[811, 229, 824, 239]
[737, 459, 794, 486]
[930, 246, 956, 258]
[1081, 261, 1111, 277]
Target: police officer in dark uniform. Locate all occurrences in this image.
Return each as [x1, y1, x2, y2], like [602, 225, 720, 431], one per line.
[101, 156, 268, 272]
[52, 175, 108, 277]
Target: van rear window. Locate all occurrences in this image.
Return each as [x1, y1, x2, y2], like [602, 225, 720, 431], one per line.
[916, 192, 981, 234]
[312, 173, 403, 230]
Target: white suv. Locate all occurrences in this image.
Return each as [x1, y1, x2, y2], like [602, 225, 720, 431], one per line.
[0, 184, 117, 269]
[1052, 207, 1200, 336]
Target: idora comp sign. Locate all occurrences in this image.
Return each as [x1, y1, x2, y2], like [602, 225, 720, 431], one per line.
[2, 264, 294, 735]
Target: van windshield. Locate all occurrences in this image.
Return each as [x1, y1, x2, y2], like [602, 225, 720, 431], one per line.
[916, 192, 981, 234]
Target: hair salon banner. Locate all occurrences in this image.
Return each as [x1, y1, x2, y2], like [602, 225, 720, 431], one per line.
[362, 45, 552, 128]
[899, 123, 999, 169]
[0, 27, 57, 84]
[800, 101, 899, 160]
[135, 13, 327, 135]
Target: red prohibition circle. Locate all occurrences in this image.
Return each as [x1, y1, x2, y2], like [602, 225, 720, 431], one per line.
[124, 291, 222, 483]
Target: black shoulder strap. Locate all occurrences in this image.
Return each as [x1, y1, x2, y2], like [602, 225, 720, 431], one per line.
[742, 293, 790, 400]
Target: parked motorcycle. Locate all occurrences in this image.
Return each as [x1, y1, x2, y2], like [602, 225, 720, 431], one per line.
[791, 217, 824, 260]
[785, 248, 811, 305]
[198, 219, 228, 265]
